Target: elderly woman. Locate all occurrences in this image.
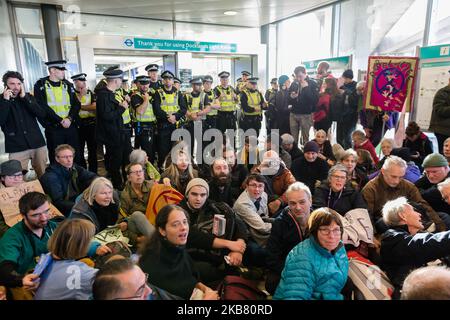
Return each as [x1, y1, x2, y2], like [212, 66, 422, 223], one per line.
[313, 164, 367, 215]
[339, 149, 368, 191]
[377, 138, 394, 169]
[380, 197, 450, 299]
[444, 137, 450, 166]
[139, 205, 220, 300]
[34, 219, 99, 300]
[70, 177, 154, 245]
[313, 130, 335, 166]
[274, 207, 348, 300]
[160, 148, 198, 195]
[129, 149, 161, 182]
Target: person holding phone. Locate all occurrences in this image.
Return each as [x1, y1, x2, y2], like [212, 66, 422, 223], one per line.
[0, 71, 48, 178]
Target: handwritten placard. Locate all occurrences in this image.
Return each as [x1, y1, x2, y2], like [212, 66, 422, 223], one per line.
[0, 180, 63, 227]
[94, 227, 130, 246]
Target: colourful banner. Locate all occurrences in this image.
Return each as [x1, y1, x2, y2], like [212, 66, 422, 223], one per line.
[145, 184, 184, 225]
[364, 56, 419, 112]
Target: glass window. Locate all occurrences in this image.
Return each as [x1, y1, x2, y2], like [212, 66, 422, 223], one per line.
[59, 12, 173, 39]
[15, 7, 43, 35]
[18, 38, 47, 92]
[338, 0, 427, 73]
[429, 0, 450, 45]
[277, 6, 333, 76]
[63, 40, 80, 76]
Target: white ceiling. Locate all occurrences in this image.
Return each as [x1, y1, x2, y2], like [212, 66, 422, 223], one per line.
[14, 0, 338, 27]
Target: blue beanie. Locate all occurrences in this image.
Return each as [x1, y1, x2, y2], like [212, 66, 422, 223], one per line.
[278, 75, 289, 86]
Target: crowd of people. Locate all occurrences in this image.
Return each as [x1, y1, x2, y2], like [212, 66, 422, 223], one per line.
[0, 60, 450, 301]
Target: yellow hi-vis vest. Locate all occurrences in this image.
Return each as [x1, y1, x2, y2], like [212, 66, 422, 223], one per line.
[216, 86, 236, 112]
[157, 88, 180, 115]
[45, 80, 71, 118]
[242, 89, 262, 116]
[78, 92, 95, 119]
[115, 89, 131, 125]
[204, 90, 218, 116]
[134, 92, 156, 123]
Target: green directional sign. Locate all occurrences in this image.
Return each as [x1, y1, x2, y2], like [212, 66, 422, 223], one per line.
[420, 44, 450, 59]
[128, 38, 237, 53]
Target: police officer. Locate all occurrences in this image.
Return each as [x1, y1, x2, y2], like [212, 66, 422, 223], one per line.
[265, 77, 279, 135]
[236, 70, 251, 94]
[145, 64, 162, 90]
[96, 69, 131, 190]
[71, 73, 98, 173]
[239, 77, 266, 137]
[173, 77, 182, 91]
[202, 75, 220, 131]
[153, 70, 187, 169]
[131, 75, 157, 163]
[214, 71, 239, 134]
[185, 77, 211, 159]
[33, 60, 82, 165]
[94, 65, 119, 94]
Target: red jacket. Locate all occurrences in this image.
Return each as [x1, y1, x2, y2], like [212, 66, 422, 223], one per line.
[356, 139, 379, 164]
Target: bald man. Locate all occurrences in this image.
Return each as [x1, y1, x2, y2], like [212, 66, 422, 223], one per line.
[401, 265, 450, 300]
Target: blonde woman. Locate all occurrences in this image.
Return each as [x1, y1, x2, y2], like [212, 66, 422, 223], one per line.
[70, 177, 154, 245]
[160, 148, 198, 195]
[34, 219, 98, 300]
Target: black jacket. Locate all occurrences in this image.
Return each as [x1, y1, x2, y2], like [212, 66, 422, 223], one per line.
[381, 225, 450, 298]
[288, 145, 303, 162]
[402, 133, 433, 169]
[339, 81, 358, 118]
[95, 86, 126, 146]
[40, 163, 97, 216]
[0, 94, 46, 153]
[415, 172, 450, 194]
[291, 157, 328, 194]
[313, 181, 367, 215]
[422, 186, 450, 214]
[33, 77, 80, 128]
[208, 182, 238, 208]
[429, 85, 450, 136]
[230, 163, 248, 191]
[274, 89, 290, 115]
[288, 78, 319, 115]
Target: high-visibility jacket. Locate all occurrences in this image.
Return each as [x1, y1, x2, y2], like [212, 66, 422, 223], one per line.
[216, 86, 236, 112]
[45, 80, 71, 118]
[157, 88, 180, 115]
[204, 90, 217, 116]
[78, 91, 95, 119]
[115, 88, 131, 124]
[242, 89, 263, 116]
[133, 91, 156, 123]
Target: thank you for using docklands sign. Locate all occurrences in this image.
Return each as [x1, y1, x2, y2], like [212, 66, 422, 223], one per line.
[124, 38, 237, 53]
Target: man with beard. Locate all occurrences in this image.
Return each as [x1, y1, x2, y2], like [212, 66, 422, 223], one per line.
[208, 158, 239, 207]
[252, 150, 296, 216]
[0, 192, 56, 291]
[265, 182, 312, 294]
[223, 148, 248, 192]
[179, 178, 248, 283]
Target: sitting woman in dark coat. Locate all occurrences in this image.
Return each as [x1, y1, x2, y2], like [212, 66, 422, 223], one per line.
[139, 205, 219, 300]
[313, 164, 367, 216]
[380, 196, 450, 299]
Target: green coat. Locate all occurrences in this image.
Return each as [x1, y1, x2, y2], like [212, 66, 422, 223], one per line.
[120, 180, 154, 216]
[429, 85, 450, 136]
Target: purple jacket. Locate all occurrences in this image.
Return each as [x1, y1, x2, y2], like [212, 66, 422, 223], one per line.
[369, 162, 421, 184]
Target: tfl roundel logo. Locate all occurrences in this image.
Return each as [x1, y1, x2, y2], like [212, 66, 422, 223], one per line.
[124, 39, 134, 47]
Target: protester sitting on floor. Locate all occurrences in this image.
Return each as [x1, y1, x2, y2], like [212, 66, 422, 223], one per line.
[0, 160, 29, 238]
[402, 121, 433, 171]
[70, 177, 155, 246]
[401, 266, 450, 300]
[423, 178, 450, 224]
[139, 205, 220, 300]
[444, 138, 450, 166]
[377, 138, 395, 170]
[313, 130, 335, 166]
[265, 134, 291, 169]
[274, 207, 348, 300]
[40, 144, 96, 216]
[339, 148, 368, 191]
[208, 158, 239, 207]
[281, 133, 303, 162]
[356, 149, 376, 175]
[291, 141, 328, 194]
[160, 148, 198, 196]
[380, 197, 450, 299]
[313, 164, 367, 215]
[265, 182, 312, 295]
[129, 149, 161, 182]
[352, 129, 379, 165]
[415, 153, 450, 193]
[223, 147, 248, 193]
[34, 219, 99, 300]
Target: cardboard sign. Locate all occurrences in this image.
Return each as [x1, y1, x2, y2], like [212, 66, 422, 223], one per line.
[0, 180, 64, 227]
[93, 227, 130, 246]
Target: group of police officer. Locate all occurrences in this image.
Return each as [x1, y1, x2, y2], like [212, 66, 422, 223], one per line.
[34, 59, 272, 189]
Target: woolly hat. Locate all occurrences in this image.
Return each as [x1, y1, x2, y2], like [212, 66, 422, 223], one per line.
[278, 75, 289, 86]
[422, 153, 449, 168]
[303, 141, 319, 153]
[342, 69, 354, 79]
[185, 178, 209, 196]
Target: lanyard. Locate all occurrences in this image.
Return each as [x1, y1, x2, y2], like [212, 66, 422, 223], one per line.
[327, 188, 343, 209]
[287, 210, 304, 242]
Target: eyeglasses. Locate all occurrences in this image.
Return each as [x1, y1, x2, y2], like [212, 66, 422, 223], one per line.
[6, 173, 23, 178]
[129, 169, 144, 175]
[318, 227, 341, 236]
[28, 208, 50, 219]
[57, 155, 74, 159]
[248, 183, 264, 189]
[330, 175, 347, 180]
[111, 273, 149, 300]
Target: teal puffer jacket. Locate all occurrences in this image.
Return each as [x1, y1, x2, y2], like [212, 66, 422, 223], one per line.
[273, 237, 348, 300]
